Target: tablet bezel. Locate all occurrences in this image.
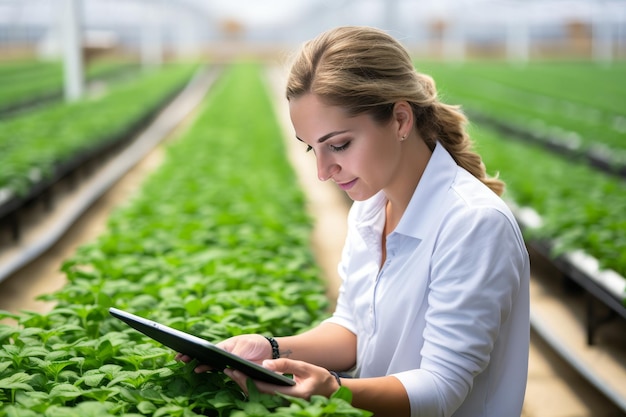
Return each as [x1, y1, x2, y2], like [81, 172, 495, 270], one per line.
[108, 307, 295, 386]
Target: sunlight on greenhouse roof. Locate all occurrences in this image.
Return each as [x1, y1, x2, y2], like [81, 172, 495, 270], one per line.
[0, 0, 624, 62]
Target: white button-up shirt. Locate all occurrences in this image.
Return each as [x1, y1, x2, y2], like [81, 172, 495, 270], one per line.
[325, 143, 530, 417]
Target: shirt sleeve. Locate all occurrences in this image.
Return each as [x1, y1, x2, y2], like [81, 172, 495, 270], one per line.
[394, 206, 527, 416]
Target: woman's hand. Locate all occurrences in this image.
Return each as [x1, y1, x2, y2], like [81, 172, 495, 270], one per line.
[175, 334, 272, 373]
[225, 358, 340, 400]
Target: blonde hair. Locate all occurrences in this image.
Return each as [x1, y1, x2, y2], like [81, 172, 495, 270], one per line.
[286, 26, 504, 196]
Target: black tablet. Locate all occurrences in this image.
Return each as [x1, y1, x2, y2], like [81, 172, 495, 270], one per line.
[109, 307, 295, 386]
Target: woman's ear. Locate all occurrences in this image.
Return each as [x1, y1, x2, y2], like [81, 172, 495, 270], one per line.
[393, 101, 413, 140]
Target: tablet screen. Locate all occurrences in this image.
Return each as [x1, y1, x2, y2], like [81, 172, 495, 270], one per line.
[109, 307, 295, 386]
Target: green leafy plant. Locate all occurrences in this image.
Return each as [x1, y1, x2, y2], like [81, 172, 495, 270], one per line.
[0, 62, 198, 197]
[471, 123, 626, 294]
[419, 60, 626, 155]
[0, 63, 370, 416]
[0, 58, 140, 113]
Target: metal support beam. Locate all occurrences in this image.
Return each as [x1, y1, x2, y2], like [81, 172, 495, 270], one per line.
[62, 0, 84, 102]
[141, 0, 163, 69]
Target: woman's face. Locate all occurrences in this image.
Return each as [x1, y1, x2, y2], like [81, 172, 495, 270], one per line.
[289, 94, 405, 201]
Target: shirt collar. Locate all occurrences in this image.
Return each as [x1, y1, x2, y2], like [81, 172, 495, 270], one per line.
[393, 142, 458, 240]
[353, 142, 458, 243]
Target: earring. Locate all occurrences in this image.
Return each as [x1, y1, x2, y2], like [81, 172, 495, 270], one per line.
[400, 135, 406, 141]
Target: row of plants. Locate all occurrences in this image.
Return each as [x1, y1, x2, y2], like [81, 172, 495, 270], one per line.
[426, 61, 626, 115]
[0, 60, 63, 110]
[471, 122, 626, 302]
[0, 58, 140, 114]
[0, 63, 369, 416]
[0, 62, 198, 201]
[419, 61, 626, 171]
[0, 59, 54, 76]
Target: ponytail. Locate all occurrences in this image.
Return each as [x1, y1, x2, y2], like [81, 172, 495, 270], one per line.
[434, 102, 504, 196]
[413, 74, 504, 196]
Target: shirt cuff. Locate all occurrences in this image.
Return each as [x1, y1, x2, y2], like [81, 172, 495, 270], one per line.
[392, 369, 442, 417]
[323, 315, 357, 335]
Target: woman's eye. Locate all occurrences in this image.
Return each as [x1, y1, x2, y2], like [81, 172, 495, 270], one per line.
[305, 141, 350, 153]
[330, 142, 350, 152]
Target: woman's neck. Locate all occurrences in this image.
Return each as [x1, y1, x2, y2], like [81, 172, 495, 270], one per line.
[384, 136, 432, 233]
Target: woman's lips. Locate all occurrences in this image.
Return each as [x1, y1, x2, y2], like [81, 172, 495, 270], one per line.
[337, 178, 358, 191]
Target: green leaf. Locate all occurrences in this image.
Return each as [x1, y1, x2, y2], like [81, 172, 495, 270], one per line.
[95, 339, 114, 363]
[0, 372, 34, 391]
[239, 401, 270, 416]
[153, 404, 185, 417]
[48, 383, 82, 401]
[0, 360, 12, 373]
[0, 325, 18, 343]
[79, 370, 106, 387]
[0, 405, 41, 417]
[137, 400, 157, 413]
[0, 310, 20, 321]
[80, 387, 119, 402]
[184, 298, 204, 316]
[19, 346, 51, 359]
[206, 389, 238, 409]
[331, 386, 353, 403]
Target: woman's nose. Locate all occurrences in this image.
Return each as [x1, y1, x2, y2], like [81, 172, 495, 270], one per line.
[316, 153, 340, 182]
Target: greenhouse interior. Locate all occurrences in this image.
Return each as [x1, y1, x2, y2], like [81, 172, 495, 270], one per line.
[0, 0, 625, 416]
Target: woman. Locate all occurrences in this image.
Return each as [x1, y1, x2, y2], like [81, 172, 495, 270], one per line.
[179, 26, 530, 417]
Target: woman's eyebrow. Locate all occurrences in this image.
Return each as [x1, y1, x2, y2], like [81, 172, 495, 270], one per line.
[295, 130, 350, 144]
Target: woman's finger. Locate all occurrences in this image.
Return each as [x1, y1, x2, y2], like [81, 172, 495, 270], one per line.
[175, 352, 217, 373]
[263, 358, 309, 376]
[224, 369, 251, 395]
[175, 353, 191, 362]
[193, 364, 214, 373]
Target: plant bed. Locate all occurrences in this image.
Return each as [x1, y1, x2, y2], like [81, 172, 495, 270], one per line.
[467, 110, 626, 179]
[0, 63, 370, 416]
[513, 204, 626, 345]
[418, 61, 626, 177]
[0, 63, 199, 242]
[0, 59, 141, 117]
[472, 123, 626, 342]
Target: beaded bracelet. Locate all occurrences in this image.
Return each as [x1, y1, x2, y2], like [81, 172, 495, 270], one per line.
[329, 370, 342, 387]
[265, 336, 280, 359]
